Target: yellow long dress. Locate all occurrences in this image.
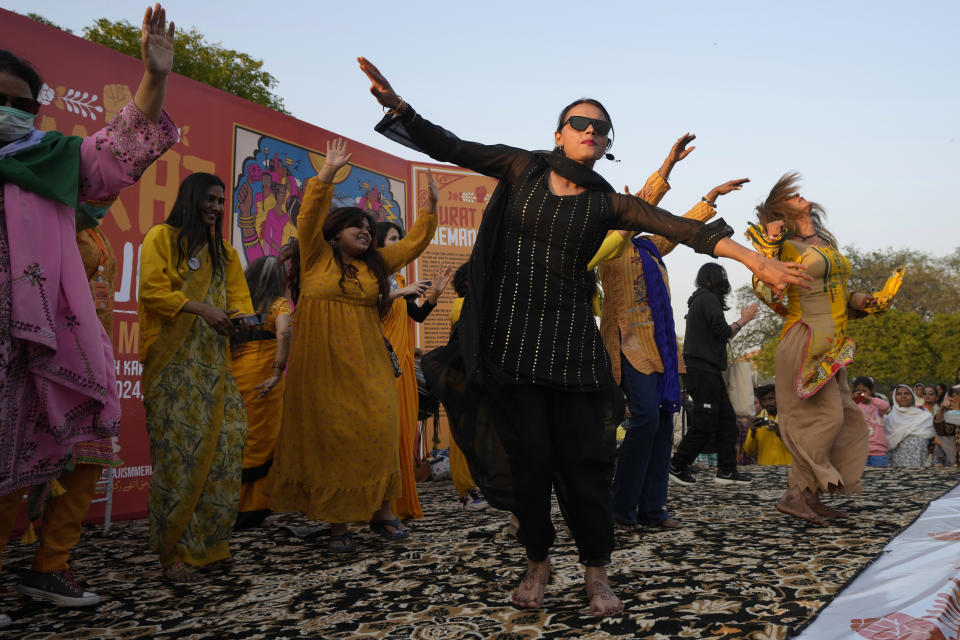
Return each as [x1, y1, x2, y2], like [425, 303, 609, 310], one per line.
[382, 274, 424, 519]
[232, 297, 292, 515]
[265, 179, 437, 522]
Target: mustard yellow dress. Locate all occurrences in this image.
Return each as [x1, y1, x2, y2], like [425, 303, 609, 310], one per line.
[265, 180, 437, 522]
[382, 273, 423, 519]
[749, 234, 869, 494]
[232, 297, 292, 515]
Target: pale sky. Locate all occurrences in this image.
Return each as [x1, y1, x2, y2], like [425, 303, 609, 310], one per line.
[6, 0, 959, 334]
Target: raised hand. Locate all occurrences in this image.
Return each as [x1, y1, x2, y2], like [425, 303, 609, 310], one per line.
[357, 57, 401, 110]
[667, 133, 696, 164]
[425, 169, 439, 213]
[317, 138, 352, 183]
[739, 302, 760, 325]
[431, 265, 454, 294]
[705, 178, 749, 204]
[765, 220, 785, 237]
[659, 133, 696, 180]
[141, 4, 175, 76]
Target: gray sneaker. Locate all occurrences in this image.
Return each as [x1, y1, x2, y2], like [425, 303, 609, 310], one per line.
[18, 570, 100, 607]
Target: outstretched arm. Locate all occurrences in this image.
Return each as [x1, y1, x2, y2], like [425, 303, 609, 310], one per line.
[380, 169, 439, 273]
[133, 4, 174, 123]
[359, 57, 530, 181]
[298, 138, 353, 268]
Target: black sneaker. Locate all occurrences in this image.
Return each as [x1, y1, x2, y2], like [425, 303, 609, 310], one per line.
[715, 470, 752, 485]
[669, 463, 696, 486]
[18, 570, 100, 607]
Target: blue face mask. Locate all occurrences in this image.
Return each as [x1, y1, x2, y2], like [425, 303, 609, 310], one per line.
[0, 105, 37, 143]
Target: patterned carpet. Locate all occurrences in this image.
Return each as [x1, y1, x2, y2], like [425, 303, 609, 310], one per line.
[2, 466, 959, 639]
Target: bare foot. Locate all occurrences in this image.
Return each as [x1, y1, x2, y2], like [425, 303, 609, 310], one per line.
[804, 495, 849, 519]
[776, 487, 829, 526]
[584, 566, 624, 617]
[511, 559, 550, 609]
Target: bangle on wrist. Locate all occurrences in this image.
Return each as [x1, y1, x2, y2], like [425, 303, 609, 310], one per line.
[732, 321, 741, 331]
[702, 196, 716, 207]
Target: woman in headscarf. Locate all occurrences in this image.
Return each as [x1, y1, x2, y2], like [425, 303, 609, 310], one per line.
[0, 4, 178, 617]
[884, 384, 936, 467]
[358, 57, 810, 616]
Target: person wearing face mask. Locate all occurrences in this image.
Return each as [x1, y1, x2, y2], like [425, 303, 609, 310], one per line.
[376, 220, 455, 521]
[264, 139, 438, 554]
[358, 58, 811, 617]
[0, 5, 178, 619]
[138, 172, 255, 583]
[748, 173, 897, 526]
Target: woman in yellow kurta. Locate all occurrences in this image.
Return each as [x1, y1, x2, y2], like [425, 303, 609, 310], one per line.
[265, 139, 438, 553]
[376, 222, 454, 520]
[231, 256, 292, 529]
[749, 173, 897, 526]
[139, 172, 254, 582]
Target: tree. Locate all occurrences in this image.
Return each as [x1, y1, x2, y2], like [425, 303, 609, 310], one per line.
[846, 310, 934, 393]
[844, 245, 960, 321]
[23, 13, 73, 33]
[82, 19, 288, 114]
[731, 283, 783, 370]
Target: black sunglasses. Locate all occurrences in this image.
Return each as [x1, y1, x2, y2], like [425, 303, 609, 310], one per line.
[562, 115, 611, 137]
[0, 92, 40, 115]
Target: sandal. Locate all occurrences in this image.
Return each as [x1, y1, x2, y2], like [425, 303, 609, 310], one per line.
[327, 532, 355, 554]
[163, 561, 203, 584]
[369, 518, 410, 541]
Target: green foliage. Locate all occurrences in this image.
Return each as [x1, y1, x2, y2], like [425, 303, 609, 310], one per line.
[82, 19, 288, 114]
[21, 12, 73, 33]
[927, 313, 960, 384]
[846, 310, 934, 392]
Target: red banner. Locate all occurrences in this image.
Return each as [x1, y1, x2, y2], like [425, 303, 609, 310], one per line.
[1, 10, 449, 522]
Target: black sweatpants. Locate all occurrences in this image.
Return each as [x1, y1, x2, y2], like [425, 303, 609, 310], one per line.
[486, 382, 616, 566]
[673, 367, 739, 474]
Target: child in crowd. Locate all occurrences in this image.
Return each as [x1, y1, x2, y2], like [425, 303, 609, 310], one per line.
[853, 377, 890, 467]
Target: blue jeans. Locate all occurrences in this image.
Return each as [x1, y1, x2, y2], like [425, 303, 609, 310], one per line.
[866, 454, 888, 467]
[611, 356, 674, 525]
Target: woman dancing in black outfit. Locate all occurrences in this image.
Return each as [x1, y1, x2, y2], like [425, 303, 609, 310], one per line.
[359, 57, 809, 616]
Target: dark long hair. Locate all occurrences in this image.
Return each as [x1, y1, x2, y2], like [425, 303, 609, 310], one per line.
[695, 262, 731, 310]
[165, 173, 230, 279]
[0, 50, 43, 99]
[554, 98, 615, 152]
[279, 238, 301, 305]
[244, 255, 286, 315]
[375, 220, 404, 248]
[322, 207, 391, 317]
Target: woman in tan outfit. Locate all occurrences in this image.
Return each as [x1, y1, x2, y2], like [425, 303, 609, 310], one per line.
[748, 173, 893, 526]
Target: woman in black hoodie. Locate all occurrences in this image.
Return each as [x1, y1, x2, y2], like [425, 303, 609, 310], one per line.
[670, 263, 759, 485]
